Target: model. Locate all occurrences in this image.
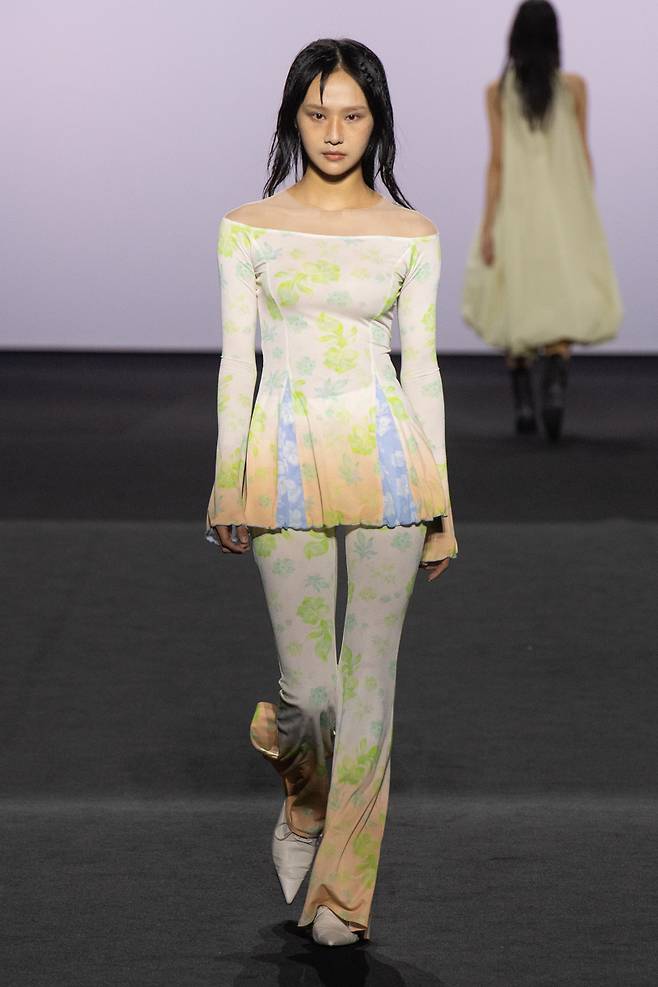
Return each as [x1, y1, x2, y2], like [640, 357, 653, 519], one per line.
[205, 37, 458, 947]
[462, 0, 623, 441]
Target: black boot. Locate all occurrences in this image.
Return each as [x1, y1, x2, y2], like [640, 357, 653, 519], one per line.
[540, 353, 569, 442]
[509, 360, 537, 434]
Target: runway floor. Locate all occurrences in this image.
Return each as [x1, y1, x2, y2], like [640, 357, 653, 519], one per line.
[2, 353, 657, 985]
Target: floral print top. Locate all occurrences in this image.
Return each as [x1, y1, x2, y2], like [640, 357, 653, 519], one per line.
[206, 215, 458, 564]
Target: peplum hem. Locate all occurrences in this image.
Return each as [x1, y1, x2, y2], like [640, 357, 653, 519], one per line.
[205, 508, 458, 564]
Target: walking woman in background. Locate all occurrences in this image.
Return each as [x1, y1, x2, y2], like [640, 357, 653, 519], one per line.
[205, 38, 458, 946]
[462, 0, 623, 441]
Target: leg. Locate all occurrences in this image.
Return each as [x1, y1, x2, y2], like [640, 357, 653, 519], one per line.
[250, 526, 338, 838]
[298, 521, 427, 935]
[505, 351, 538, 434]
[539, 342, 572, 441]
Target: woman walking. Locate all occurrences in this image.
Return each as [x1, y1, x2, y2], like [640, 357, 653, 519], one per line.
[206, 38, 458, 946]
[462, 0, 623, 440]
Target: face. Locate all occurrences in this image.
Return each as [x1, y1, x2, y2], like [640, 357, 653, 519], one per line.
[295, 69, 375, 174]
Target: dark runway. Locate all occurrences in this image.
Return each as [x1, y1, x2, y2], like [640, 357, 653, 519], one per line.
[2, 353, 657, 985]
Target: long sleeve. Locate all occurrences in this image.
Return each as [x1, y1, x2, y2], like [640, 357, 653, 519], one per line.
[397, 235, 458, 563]
[206, 217, 258, 538]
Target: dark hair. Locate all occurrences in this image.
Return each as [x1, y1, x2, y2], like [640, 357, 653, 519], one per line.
[262, 38, 414, 208]
[499, 0, 561, 130]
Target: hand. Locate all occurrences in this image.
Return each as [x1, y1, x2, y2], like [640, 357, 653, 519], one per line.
[213, 524, 251, 554]
[480, 228, 495, 266]
[420, 558, 450, 583]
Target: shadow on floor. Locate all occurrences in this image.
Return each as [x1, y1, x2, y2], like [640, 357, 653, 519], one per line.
[225, 920, 446, 986]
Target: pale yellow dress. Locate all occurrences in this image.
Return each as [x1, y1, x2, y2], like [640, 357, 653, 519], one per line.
[462, 68, 623, 357]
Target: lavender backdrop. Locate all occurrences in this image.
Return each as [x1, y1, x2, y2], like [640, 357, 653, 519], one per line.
[2, 1, 655, 352]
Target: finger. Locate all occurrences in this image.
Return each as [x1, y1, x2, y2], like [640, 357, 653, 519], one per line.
[236, 524, 251, 548]
[214, 525, 247, 553]
[426, 559, 449, 582]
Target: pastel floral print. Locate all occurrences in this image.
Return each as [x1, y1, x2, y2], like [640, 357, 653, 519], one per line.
[206, 216, 458, 564]
[249, 521, 427, 935]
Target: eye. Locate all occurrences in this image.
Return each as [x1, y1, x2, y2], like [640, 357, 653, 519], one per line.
[346, 113, 361, 121]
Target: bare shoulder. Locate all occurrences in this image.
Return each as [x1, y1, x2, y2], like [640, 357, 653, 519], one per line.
[223, 200, 273, 226]
[562, 72, 587, 96]
[385, 204, 438, 237]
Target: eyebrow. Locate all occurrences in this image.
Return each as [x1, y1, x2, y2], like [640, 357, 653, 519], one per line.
[304, 103, 369, 111]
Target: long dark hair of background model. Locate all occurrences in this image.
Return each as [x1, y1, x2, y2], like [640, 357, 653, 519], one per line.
[262, 37, 415, 209]
[499, 0, 562, 129]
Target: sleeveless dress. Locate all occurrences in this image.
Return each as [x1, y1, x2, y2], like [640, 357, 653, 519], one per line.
[462, 68, 623, 357]
[205, 213, 458, 564]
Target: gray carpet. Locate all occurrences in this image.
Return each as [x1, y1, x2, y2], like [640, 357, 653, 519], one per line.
[2, 519, 657, 984]
[2, 797, 656, 986]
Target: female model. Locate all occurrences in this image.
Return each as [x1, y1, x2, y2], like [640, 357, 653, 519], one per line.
[462, 0, 623, 441]
[205, 38, 458, 947]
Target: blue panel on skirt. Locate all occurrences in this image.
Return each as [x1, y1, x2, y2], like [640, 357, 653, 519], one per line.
[275, 376, 308, 528]
[374, 377, 420, 526]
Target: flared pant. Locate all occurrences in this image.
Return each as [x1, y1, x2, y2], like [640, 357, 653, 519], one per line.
[249, 521, 427, 934]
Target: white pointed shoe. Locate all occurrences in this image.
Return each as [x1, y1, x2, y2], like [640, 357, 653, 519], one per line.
[271, 800, 320, 904]
[312, 905, 359, 946]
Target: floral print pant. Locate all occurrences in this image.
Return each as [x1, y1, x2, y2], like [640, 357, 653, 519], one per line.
[248, 521, 428, 934]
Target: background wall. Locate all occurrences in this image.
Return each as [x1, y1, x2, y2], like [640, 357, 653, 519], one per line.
[1, 0, 655, 352]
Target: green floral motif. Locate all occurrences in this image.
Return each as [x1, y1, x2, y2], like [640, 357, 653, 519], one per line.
[297, 596, 328, 624]
[216, 450, 242, 488]
[296, 356, 316, 375]
[336, 738, 379, 785]
[348, 419, 376, 455]
[264, 294, 283, 321]
[339, 453, 362, 487]
[381, 391, 409, 421]
[353, 831, 379, 888]
[326, 290, 351, 306]
[248, 405, 266, 435]
[422, 302, 436, 335]
[314, 378, 348, 399]
[292, 386, 308, 415]
[318, 313, 359, 374]
[275, 260, 340, 306]
[253, 532, 278, 557]
[391, 531, 412, 551]
[384, 608, 403, 627]
[217, 221, 264, 257]
[306, 573, 331, 591]
[323, 508, 347, 526]
[353, 530, 376, 560]
[310, 686, 329, 708]
[324, 348, 358, 374]
[303, 531, 330, 559]
[272, 557, 295, 575]
[297, 595, 333, 662]
[340, 646, 362, 702]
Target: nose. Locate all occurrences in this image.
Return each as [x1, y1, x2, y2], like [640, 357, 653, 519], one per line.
[325, 121, 343, 144]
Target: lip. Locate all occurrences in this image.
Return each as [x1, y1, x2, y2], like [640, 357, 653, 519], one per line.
[323, 152, 346, 159]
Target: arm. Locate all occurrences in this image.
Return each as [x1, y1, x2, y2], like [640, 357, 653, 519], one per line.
[206, 217, 258, 539]
[570, 74, 594, 181]
[481, 81, 503, 263]
[397, 233, 458, 565]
